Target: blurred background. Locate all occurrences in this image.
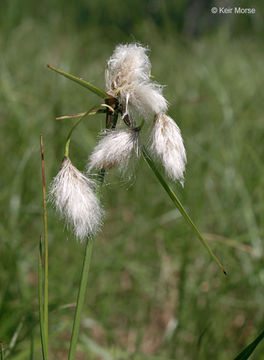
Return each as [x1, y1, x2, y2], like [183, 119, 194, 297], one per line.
[0, 0, 264, 359]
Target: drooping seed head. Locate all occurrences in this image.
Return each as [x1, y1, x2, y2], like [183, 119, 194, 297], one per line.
[150, 113, 187, 185]
[88, 129, 139, 173]
[49, 157, 103, 240]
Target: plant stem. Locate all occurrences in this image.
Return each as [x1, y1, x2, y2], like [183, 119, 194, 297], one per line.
[38, 235, 46, 360]
[68, 167, 106, 360]
[40, 135, 49, 357]
[142, 145, 227, 275]
[68, 237, 94, 360]
[68, 104, 115, 360]
[47, 65, 108, 99]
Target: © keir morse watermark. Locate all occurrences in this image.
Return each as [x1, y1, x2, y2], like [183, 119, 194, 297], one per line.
[211, 6, 256, 14]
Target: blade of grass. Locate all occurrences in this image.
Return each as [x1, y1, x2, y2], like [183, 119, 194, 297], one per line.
[234, 331, 264, 360]
[68, 237, 95, 360]
[141, 145, 227, 275]
[38, 235, 46, 360]
[5, 317, 25, 358]
[47, 65, 108, 99]
[233, 329, 264, 360]
[40, 135, 48, 357]
[80, 334, 113, 360]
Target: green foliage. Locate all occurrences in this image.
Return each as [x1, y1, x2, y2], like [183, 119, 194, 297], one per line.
[0, 3, 264, 359]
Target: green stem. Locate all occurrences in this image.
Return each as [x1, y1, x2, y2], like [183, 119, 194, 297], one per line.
[47, 65, 108, 99]
[68, 105, 115, 360]
[142, 146, 227, 275]
[40, 136, 49, 357]
[68, 170, 106, 360]
[38, 236, 46, 360]
[68, 237, 95, 360]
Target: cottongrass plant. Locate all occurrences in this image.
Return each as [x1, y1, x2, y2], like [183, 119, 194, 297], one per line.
[42, 43, 228, 360]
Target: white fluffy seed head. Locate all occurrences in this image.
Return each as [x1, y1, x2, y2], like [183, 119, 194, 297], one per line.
[105, 43, 168, 119]
[150, 113, 187, 185]
[49, 158, 103, 240]
[88, 129, 139, 173]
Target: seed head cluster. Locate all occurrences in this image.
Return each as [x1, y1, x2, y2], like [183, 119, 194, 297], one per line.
[50, 43, 187, 240]
[105, 43, 168, 120]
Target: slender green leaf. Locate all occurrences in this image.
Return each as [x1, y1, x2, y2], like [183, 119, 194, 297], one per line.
[47, 64, 108, 99]
[38, 236, 47, 360]
[40, 136, 48, 357]
[80, 334, 113, 360]
[5, 317, 24, 358]
[233, 329, 264, 360]
[142, 145, 227, 275]
[68, 238, 95, 360]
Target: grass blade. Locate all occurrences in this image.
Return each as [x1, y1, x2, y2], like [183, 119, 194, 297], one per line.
[142, 145, 227, 275]
[47, 64, 108, 99]
[68, 238, 95, 360]
[40, 135, 48, 357]
[5, 317, 25, 358]
[38, 235, 46, 360]
[233, 329, 264, 360]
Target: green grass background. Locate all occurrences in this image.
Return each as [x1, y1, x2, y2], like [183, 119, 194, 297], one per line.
[0, 0, 264, 359]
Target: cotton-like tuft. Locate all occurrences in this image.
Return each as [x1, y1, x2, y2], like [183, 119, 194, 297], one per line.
[150, 113, 187, 185]
[49, 158, 103, 240]
[105, 43, 167, 119]
[88, 129, 139, 172]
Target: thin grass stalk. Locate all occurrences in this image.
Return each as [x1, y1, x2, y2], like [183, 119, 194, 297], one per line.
[56, 109, 105, 120]
[46, 65, 108, 99]
[68, 237, 95, 360]
[5, 317, 25, 358]
[233, 329, 264, 360]
[38, 235, 46, 360]
[141, 145, 227, 275]
[68, 106, 115, 360]
[68, 167, 106, 360]
[40, 135, 49, 356]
